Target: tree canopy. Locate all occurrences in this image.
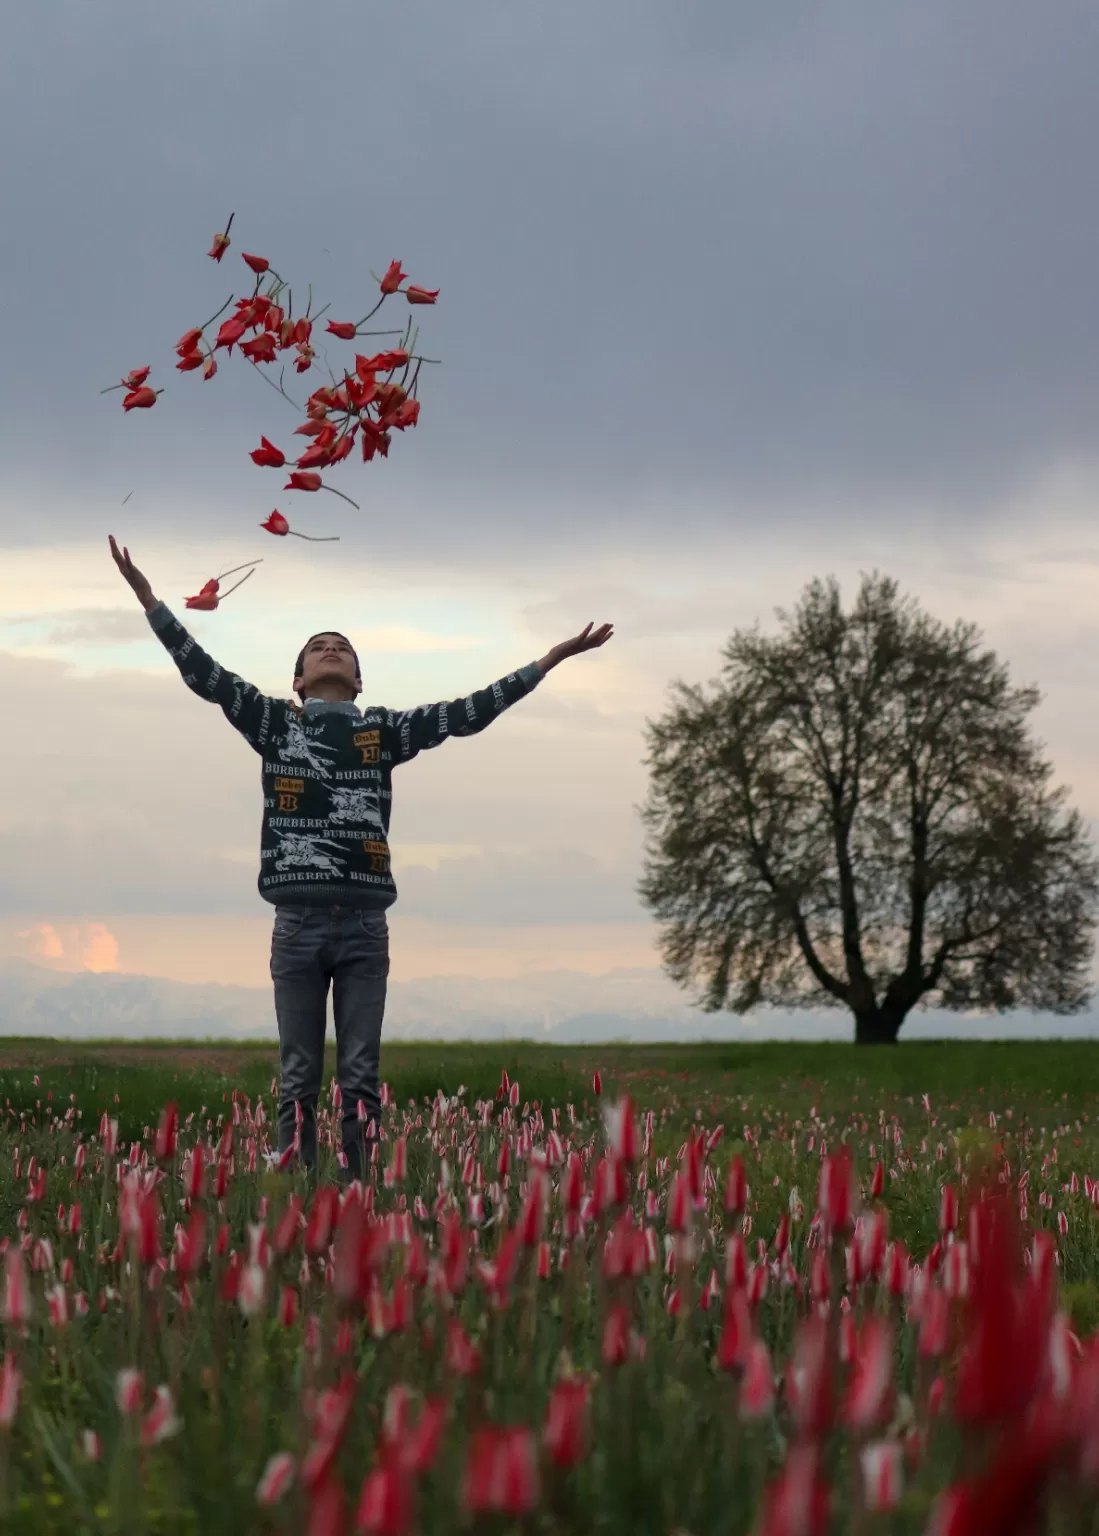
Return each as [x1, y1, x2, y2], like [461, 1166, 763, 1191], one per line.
[638, 573, 1099, 1044]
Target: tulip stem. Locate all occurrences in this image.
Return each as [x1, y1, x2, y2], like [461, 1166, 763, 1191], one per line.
[354, 296, 388, 327]
[205, 569, 256, 603]
[319, 484, 360, 509]
[216, 560, 264, 582]
[289, 533, 340, 542]
[251, 363, 303, 414]
[198, 293, 236, 334]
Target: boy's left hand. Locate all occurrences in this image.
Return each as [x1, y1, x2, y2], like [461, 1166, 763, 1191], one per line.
[538, 621, 614, 674]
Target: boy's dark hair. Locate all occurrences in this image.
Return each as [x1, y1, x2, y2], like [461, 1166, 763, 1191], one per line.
[294, 631, 361, 687]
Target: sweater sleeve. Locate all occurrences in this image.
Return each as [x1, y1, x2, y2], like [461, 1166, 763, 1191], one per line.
[384, 661, 543, 765]
[146, 601, 285, 753]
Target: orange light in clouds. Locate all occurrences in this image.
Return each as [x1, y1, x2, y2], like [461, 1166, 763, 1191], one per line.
[18, 923, 64, 961]
[16, 921, 120, 973]
[83, 924, 120, 973]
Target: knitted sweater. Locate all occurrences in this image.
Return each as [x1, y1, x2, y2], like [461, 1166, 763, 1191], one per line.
[146, 601, 543, 909]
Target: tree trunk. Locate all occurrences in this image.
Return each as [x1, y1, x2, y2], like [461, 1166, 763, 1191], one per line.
[852, 1008, 902, 1045]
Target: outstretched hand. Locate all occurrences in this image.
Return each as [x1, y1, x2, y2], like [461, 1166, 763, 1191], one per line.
[538, 621, 614, 675]
[109, 535, 156, 612]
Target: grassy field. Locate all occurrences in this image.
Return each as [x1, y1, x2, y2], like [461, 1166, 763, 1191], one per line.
[0, 1036, 1095, 1534]
[2, 1036, 1097, 1140]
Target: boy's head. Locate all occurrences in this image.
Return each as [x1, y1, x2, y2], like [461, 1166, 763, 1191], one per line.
[293, 631, 362, 702]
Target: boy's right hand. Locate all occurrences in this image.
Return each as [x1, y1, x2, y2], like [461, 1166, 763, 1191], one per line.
[109, 535, 157, 612]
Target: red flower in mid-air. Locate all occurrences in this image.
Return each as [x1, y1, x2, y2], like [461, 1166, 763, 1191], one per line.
[183, 562, 259, 611]
[208, 232, 231, 262]
[241, 253, 269, 274]
[405, 286, 439, 305]
[326, 321, 357, 340]
[392, 399, 420, 430]
[358, 349, 408, 373]
[250, 437, 286, 469]
[184, 580, 220, 611]
[122, 387, 158, 411]
[379, 260, 407, 294]
[214, 316, 248, 352]
[261, 512, 289, 536]
[285, 472, 322, 492]
[240, 333, 277, 364]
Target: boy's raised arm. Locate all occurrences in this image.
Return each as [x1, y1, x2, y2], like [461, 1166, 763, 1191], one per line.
[109, 536, 284, 753]
[386, 662, 543, 764]
[386, 621, 614, 765]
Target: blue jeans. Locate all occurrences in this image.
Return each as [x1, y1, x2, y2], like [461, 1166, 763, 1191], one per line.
[269, 904, 390, 1179]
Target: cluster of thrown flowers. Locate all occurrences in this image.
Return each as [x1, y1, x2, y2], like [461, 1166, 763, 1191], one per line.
[104, 212, 438, 612]
[0, 1072, 1097, 1535]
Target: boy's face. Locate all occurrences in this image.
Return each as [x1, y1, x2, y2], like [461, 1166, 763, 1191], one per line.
[294, 633, 361, 701]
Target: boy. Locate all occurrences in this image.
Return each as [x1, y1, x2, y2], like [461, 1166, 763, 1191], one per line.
[109, 535, 613, 1178]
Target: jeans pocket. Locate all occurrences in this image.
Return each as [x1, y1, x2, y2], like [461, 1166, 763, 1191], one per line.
[356, 910, 388, 938]
[273, 907, 308, 940]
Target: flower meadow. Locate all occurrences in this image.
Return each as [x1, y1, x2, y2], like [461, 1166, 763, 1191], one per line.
[0, 1049, 1098, 1535]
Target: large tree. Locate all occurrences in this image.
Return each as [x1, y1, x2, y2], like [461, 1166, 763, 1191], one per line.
[638, 573, 1099, 1044]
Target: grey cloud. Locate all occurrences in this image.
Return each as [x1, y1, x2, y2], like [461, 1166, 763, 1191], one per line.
[0, 826, 262, 920]
[394, 847, 645, 926]
[2, 1, 1099, 561]
[0, 649, 266, 917]
[34, 609, 153, 646]
[521, 585, 746, 645]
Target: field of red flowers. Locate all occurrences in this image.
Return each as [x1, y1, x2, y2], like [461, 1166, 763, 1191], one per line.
[0, 1039, 1097, 1535]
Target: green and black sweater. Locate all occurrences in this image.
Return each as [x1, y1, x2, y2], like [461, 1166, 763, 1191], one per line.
[147, 602, 543, 909]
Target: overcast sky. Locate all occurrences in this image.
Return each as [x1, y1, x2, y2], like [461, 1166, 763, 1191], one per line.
[3, 1, 1099, 1038]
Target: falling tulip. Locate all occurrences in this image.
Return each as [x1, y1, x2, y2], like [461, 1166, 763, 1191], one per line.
[358, 349, 408, 373]
[285, 472, 322, 492]
[295, 442, 333, 471]
[183, 561, 261, 611]
[261, 511, 339, 542]
[122, 387, 158, 411]
[215, 316, 248, 352]
[379, 260, 408, 294]
[326, 321, 357, 340]
[250, 437, 286, 469]
[207, 213, 234, 262]
[241, 252, 270, 274]
[240, 333, 278, 364]
[392, 399, 420, 430]
[405, 285, 439, 305]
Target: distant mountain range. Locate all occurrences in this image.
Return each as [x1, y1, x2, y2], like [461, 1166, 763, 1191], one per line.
[1, 958, 1097, 1042]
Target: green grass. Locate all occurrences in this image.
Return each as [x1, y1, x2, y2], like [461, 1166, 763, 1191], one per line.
[1, 1037, 1096, 1142]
